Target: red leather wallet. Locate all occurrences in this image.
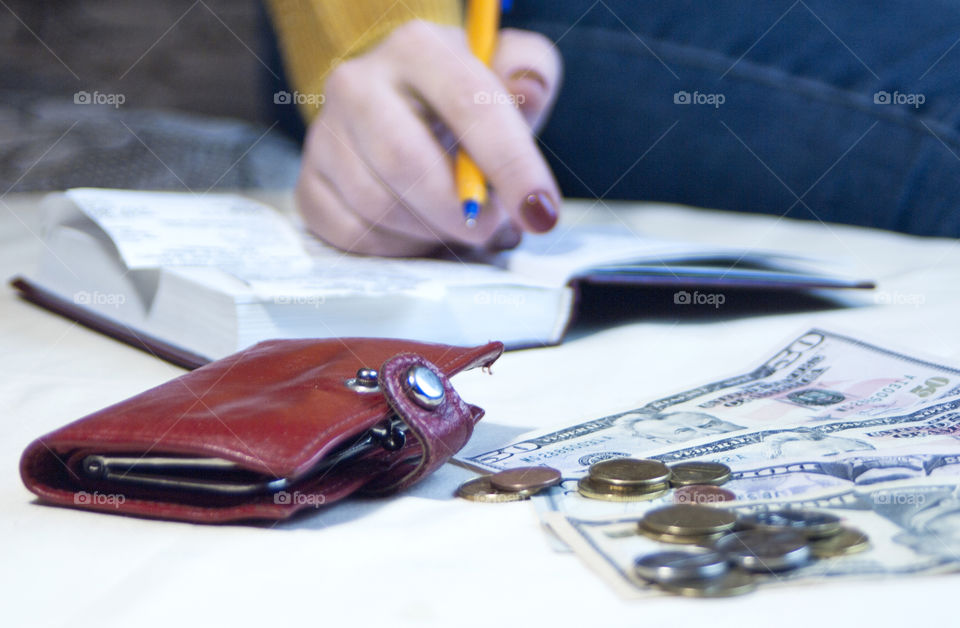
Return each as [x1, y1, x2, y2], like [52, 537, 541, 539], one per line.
[20, 338, 503, 523]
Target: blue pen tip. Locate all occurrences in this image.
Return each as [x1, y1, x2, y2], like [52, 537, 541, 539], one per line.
[463, 199, 480, 228]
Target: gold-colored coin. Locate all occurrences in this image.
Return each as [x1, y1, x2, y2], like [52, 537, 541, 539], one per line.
[642, 504, 738, 536]
[588, 458, 672, 487]
[810, 528, 870, 558]
[490, 466, 561, 494]
[577, 478, 669, 502]
[456, 476, 530, 503]
[659, 570, 757, 598]
[669, 462, 732, 487]
[638, 525, 729, 545]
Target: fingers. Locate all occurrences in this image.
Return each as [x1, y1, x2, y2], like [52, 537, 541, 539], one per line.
[294, 20, 563, 256]
[340, 86, 511, 246]
[308, 113, 435, 242]
[295, 156, 439, 257]
[492, 28, 563, 131]
[386, 21, 562, 235]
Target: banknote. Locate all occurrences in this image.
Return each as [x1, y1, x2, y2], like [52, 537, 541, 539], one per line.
[531, 444, 960, 521]
[531, 396, 960, 520]
[644, 395, 960, 468]
[544, 480, 960, 599]
[463, 329, 960, 475]
[726, 447, 960, 501]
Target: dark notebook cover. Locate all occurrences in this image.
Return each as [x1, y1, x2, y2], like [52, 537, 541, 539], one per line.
[11, 277, 208, 370]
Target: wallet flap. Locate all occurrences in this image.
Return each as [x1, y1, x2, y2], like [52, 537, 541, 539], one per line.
[360, 352, 484, 495]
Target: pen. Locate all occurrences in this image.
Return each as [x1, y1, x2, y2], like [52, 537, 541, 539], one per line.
[457, 0, 502, 228]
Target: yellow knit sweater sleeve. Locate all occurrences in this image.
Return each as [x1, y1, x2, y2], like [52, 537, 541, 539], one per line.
[265, 0, 462, 122]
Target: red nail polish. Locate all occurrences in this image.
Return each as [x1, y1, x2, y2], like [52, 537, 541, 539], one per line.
[521, 191, 558, 233]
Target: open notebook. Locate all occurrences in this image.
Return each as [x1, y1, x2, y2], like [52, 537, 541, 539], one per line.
[12, 188, 873, 368]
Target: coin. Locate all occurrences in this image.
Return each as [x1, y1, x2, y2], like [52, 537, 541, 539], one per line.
[674, 485, 737, 505]
[588, 458, 672, 487]
[669, 462, 732, 487]
[741, 509, 842, 539]
[714, 529, 811, 572]
[642, 504, 738, 536]
[638, 526, 730, 545]
[490, 466, 561, 493]
[635, 550, 730, 583]
[578, 477, 669, 502]
[659, 570, 757, 598]
[455, 476, 530, 503]
[810, 528, 870, 558]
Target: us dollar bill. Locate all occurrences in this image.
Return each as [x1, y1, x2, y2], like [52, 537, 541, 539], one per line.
[532, 395, 960, 520]
[544, 480, 960, 599]
[726, 445, 960, 500]
[463, 329, 960, 475]
[532, 444, 960, 521]
[643, 395, 960, 468]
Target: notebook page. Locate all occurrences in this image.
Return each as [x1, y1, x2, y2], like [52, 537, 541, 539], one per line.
[64, 188, 311, 275]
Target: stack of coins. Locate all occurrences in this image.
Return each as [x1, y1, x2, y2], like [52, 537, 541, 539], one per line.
[456, 466, 561, 503]
[639, 504, 738, 544]
[634, 506, 872, 597]
[575, 458, 737, 503]
[577, 459, 672, 501]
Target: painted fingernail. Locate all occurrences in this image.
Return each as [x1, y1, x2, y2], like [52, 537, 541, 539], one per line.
[489, 224, 523, 251]
[520, 191, 558, 233]
[508, 68, 548, 91]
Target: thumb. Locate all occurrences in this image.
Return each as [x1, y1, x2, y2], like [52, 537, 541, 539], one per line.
[492, 28, 563, 132]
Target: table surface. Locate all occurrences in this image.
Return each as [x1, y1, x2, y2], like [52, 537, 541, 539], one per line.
[3, 192, 959, 628]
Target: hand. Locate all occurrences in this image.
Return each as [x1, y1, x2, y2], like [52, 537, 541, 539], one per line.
[295, 19, 563, 256]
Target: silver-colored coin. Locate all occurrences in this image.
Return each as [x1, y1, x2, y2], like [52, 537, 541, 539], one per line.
[635, 550, 730, 583]
[741, 509, 842, 539]
[714, 529, 811, 573]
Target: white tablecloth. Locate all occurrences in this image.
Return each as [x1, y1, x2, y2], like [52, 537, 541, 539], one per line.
[2, 193, 958, 628]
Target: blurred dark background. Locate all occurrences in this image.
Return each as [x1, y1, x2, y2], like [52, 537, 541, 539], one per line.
[0, 0, 301, 192]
